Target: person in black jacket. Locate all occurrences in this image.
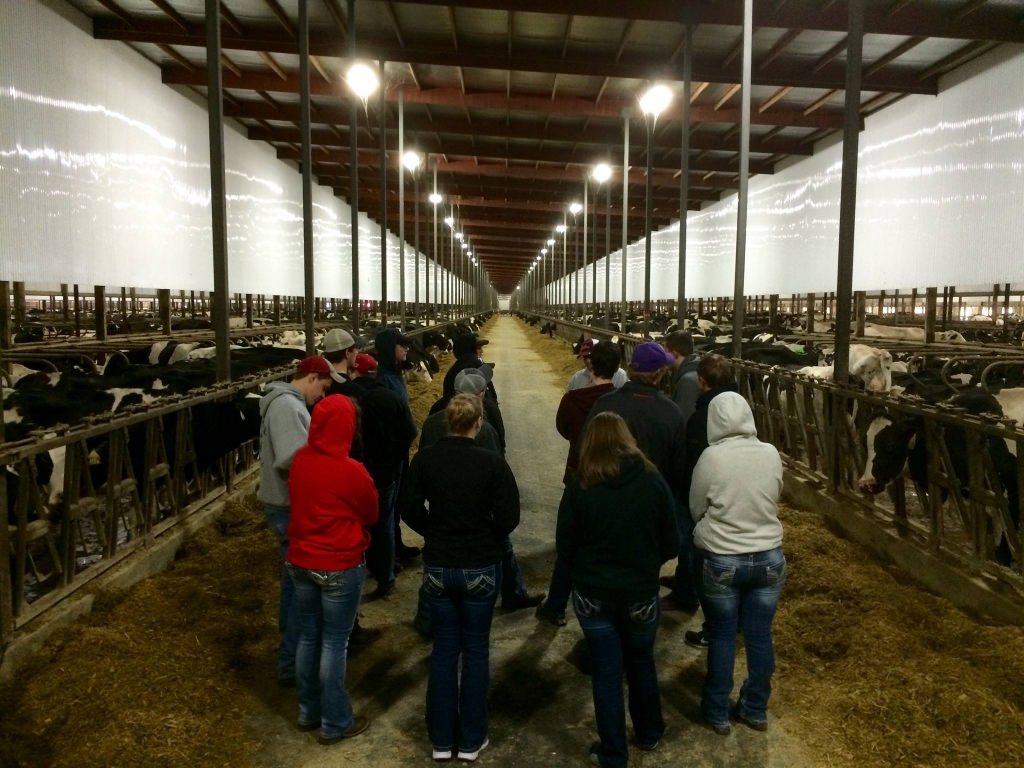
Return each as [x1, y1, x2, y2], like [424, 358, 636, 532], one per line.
[329, 353, 417, 599]
[402, 394, 521, 762]
[435, 332, 506, 450]
[557, 412, 679, 768]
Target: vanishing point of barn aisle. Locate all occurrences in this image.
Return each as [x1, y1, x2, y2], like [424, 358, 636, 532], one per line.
[1, 2, 1023, 767]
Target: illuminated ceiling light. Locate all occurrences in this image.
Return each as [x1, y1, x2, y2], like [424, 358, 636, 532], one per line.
[592, 162, 612, 183]
[540, 249, 547, 256]
[639, 83, 672, 118]
[455, 232, 464, 241]
[429, 192, 443, 205]
[569, 202, 583, 215]
[345, 62, 379, 100]
[402, 151, 422, 172]
[555, 224, 566, 234]
[546, 238, 555, 246]
[461, 243, 469, 250]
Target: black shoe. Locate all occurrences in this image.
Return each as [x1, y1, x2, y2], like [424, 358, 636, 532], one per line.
[370, 582, 395, 600]
[534, 602, 567, 627]
[396, 544, 421, 561]
[636, 728, 663, 751]
[318, 715, 369, 744]
[503, 592, 545, 611]
[685, 629, 709, 649]
[730, 702, 768, 732]
[413, 614, 432, 640]
[296, 720, 319, 732]
[704, 719, 731, 736]
[660, 594, 699, 612]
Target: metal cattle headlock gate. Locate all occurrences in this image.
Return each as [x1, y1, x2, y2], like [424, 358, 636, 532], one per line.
[0, 369, 286, 646]
[734, 361, 1024, 589]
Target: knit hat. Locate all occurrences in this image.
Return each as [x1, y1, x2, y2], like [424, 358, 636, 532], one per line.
[630, 342, 674, 373]
[353, 353, 378, 375]
[296, 355, 332, 377]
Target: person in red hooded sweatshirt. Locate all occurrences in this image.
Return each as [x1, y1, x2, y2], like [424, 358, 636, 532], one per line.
[287, 394, 379, 745]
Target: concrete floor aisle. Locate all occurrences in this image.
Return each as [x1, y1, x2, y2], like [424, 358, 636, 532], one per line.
[255, 315, 814, 767]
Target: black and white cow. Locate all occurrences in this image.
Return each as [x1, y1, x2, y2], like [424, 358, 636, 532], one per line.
[858, 389, 1021, 566]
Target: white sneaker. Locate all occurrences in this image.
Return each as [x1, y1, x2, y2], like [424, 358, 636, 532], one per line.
[457, 738, 490, 761]
[432, 747, 453, 761]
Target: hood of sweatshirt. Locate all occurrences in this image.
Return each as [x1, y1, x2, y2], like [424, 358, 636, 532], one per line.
[259, 381, 303, 418]
[307, 394, 356, 459]
[374, 328, 402, 374]
[706, 391, 758, 444]
[603, 454, 648, 489]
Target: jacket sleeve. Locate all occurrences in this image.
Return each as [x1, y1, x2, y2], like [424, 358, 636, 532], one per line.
[554, 393, 574, 441]
[669, 418, 688, 501]
[554, 483, 578, 567]
[689, 452, 713, 523]
[400, 453, 429, 535]
[351, 462, 380, 528]
[489, 457, 520, 537]
[657, 479, 681, 563]
[270, 401, 309, 473]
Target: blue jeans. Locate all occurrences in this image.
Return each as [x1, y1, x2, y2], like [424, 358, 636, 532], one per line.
[264, 505, 298, 680]
[669, 504, 700, 608]
[573, 591, 664, 768]
[423, 563, 501, 753]
[288, 563, 366, 739]
[414, 537, 526, 630]
[367, 482, 397, 588]
[696, 548, 786, 728]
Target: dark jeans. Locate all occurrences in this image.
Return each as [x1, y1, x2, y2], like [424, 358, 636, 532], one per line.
[288, 563, 365, 739]
[264, 505, 298, 680]
[696, 548, 786, 728]
[668, 504, 700, 608]
[367, 482, 397, 587]
[415, 537, 526, 630]
[423, 563, 502, 753]
[544, 555, 572, 615]
[573, 591, 664, 768]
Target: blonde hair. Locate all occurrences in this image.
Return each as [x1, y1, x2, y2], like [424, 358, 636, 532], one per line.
[577, 412, 655, 489]
[446, 393, 483, 436]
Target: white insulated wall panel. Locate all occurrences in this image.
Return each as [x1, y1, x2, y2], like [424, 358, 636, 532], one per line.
[0, 0, 461, 301]
[556, 47, 1023, 300]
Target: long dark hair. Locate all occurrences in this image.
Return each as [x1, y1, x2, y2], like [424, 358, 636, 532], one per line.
[576, 412, 655, 489]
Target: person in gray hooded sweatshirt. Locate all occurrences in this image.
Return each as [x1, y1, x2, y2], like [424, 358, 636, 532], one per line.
[259, 355, 333, 687]
[689, 391, 785, 736]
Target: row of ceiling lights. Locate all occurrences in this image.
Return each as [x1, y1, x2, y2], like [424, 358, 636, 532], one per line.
[344, 62, 674, 294]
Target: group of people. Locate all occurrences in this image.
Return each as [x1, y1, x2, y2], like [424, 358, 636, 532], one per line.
[255, 323, 786, 767]
[257, 327, 538, 759]
[537, 331, 787, 766]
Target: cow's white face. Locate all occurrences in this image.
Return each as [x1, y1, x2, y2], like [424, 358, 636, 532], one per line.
[851, 347, 892, 393]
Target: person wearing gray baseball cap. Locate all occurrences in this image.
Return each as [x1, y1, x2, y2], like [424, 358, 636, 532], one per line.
[322, 328, 365, 382]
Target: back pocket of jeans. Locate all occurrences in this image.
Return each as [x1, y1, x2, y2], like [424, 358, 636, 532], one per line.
[702, 561, 736, 589]
[465, 570, 497, 599]
[424, 568, 445, 596]
[628, 595, 659, 624]
[571, 591, 601, 618]
[765, 560, 786, 587]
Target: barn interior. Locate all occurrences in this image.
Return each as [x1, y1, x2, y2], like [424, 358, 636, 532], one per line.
[2, 2, 1024, 767]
